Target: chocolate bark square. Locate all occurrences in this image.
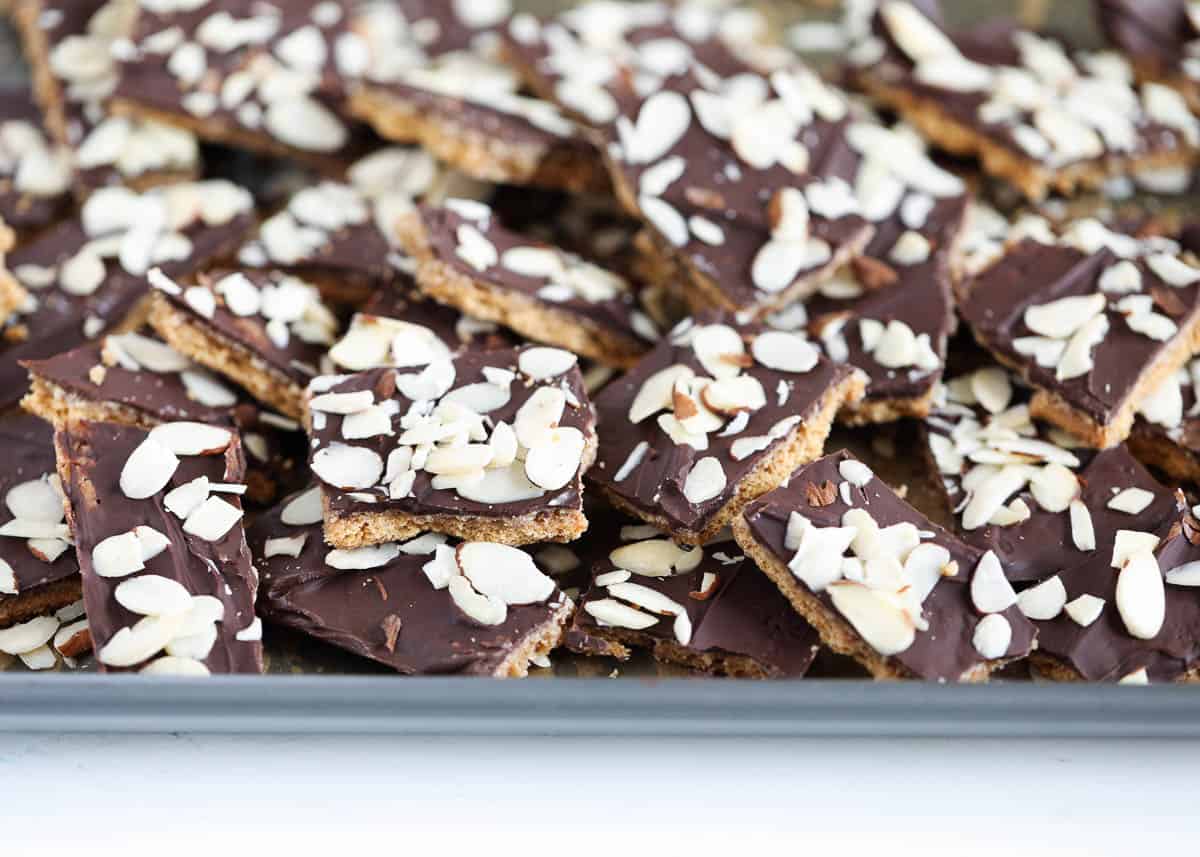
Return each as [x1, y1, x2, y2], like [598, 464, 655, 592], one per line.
[0, 415, 81, 631]
[345, 0, 605, 192]
[54, 419, 263, 674]
[1029, 494, 1200, 683]
[957, 220, 1200, 447]
[398, 199, 659, 369]
[252, 486, 574, 677]
[733, 450, 1037, 681]
[14, 0, 200, 197]
[148, 268, 344, 421]
[567, 516, 821, 678]
[849, 1, 1199, 200]
[1, 180, 255, 410]
[306, 345, 596, 549]
[924, 366, 1180, 584]
[588, 312, 865, 545]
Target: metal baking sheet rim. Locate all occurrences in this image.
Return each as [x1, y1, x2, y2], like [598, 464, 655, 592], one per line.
[2, 676, 1198, 736]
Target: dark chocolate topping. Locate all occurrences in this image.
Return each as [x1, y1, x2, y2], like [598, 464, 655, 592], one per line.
[56, 420, 262, 673]
[0, 91, 71, 235]
[0, 415, 78, 598]
[252, 488, 569, 676]
[742, 451, 1038, 681]
[1096, 0, 1195, 70]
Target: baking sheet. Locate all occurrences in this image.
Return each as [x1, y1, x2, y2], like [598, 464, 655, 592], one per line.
[2, 1, 1200, 735]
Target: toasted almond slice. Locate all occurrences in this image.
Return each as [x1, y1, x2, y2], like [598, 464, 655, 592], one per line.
[691, 324, 746, 380]
[163, 476, 210, 520]
[524, 426, 585, 490]
[425, 444, 494, 476]
[972, 613, 1012, 659]
[98, 612, 185, 667]
[182, 496, 243, 542]
[1116, 551, 1166, 640]
[1056, 313, 1109, 381]
[514, 386, 566, 449]
[53, 619, 91, 658]
[310, 390, 375, 414]
[148, 422, 233, 455]
[1165, 560, 1200, 586]
[501, 245, 564, 278]
[1111, 529, 1160, 569]
[311, 443, 384, 490]
[519, 347, 578, 380]
[454, 462, 545, 504]
[5, 477, 65, 524]
[448, 574, 507, 625]
[1146, 252, 1200, 288]
[584, 597, 657, 630]
[165, 624, 218, 660]
[115, 574, 193, 617]
[1069, 499, 1096, 551]
[1029, 463, 1078, 513]
[92, 531, 146, 578]
[1107, 487, 1156, 515]
[751, 330, 819, 373]
[683, 457, 726, 505]
[879, 0, 960, 63]
[609, 539, 702, 577]
[326, 543, 401, 570]
[0, 615, 59, 656]
[1023, 293, 1106, 339]
[701, 375, 766, 414]
[971, 368, 1012, 415]
[120, 437, 180, 499]
[838, 459, 874, 487]
[456, 542, 555, 605]
[281, 486, 323, 525]
[827, 581, 915, 655]
[969, 550, 1017, 614]
[629, 364, 695, 423]
[265, 534, 307, 558]
[1064, 593, 1105, 627]
[1017, 574, 1067, 620]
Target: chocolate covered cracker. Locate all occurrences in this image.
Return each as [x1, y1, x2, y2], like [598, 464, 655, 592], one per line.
[346, 0, 604, 192]
[733, 451, 1037, 681]
[307, 345, 596, 549]
[568, 519, 820, 678]
[958, 218, 1200, 448]
[0, 415, 81, 636]
[148, 267, 342, 421]
[1, 180, 255, 409]
[925, 366, 1179, 584]
[589, 313, 865, 546]
[398, 198, 659, 369]
[253, 486, 574, 677]
[110, 0, 369, 172]
[14, 0, 200, 196]
[1028, 495, 1200, 683]
[849, 1, 1200, 200]
[55, 419, 263, 674]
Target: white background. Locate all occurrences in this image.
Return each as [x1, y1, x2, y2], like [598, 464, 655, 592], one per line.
[2, 733, 1196, 851]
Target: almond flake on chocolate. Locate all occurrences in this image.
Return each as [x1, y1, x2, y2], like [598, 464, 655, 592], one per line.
[970, 368, 1012, 415]
[326, 543, 402, 570]
[1116, 551, 1166, 639]
[524, 427, 586, 491]
[140, 656, 210, 676]
[163, 476, 210, 520]
[182, 496, 244, 542]
[311, 443, 384, 490]
[457, 543, 555, 605]
[1146, 253, 1200, 288]
[1029, 463, 1079, 513]
[972, 613, 1012, 659]
[281, 486, 323, 526]
[114, 574, 193, 617]
[683, 457, 726, 505]
[609, 538, 702, 577]
[519, 347, 578, 380]
[1099, 260, 1142, 293]
[1165, 561, 1200, 586]
[969, 550, 1017, 614]
[6, 476, 66, 524]
[1108, 487, 1156, 515]
[751, 331, 819, 373]
[828, 581, 916, 655]
[148, 422, 233, 455]
[264, 534, 307, 558]
[584, 598, 657, 630]
[1056, 313, 1109, 381]
[310, 390, 375, 414]
[838, 459, 873, 487]
[1069, 499, 1096, 551]
[1023, 293, 1106, 339]
[1111, 530, 1161, 569]
[1064, 592, 1105, 627]
[1017, 575, 1067, 620]
[448, 574, 506, 626]
[98, 613, 185, 668]
[53, 619, 91, 659]
[629, 364, 695, 423]
[0, 616, 59, 656]
[119, 437, 180, 500]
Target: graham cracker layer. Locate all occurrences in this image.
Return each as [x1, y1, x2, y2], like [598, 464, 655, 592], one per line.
[1127, 428, 1200, 483]
[148, 292, 306, 420]
[491, 596, 575, 678]
[349, 87, 608, 194]
[0, 576, 81, 630]
[599, 369, 867, 546]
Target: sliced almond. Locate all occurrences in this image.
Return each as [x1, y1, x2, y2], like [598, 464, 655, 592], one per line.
[311, 443, 384, 490]
[827, 581, 915, 655]
[629, 364, 695, 423]
[1023, 293, 1106, 339]
[120, 437, 180, 499]
[0, 615, 59, 656]
[518, 347, 578, 380]
[969, 550, 1017, 614]
[1069, 499, 1096, 551]
[447, 574, 506, 626]
[1029, 463, 1078, 513]
[609, 539, 702, 577]
[838, 459, 874, 487]
[584, 597, 657, 630]
[971, 368, 1012, 415]
[456, 542, 555, 605]
[751, 331, 819, 373]
[1164, 560, 1200, 586]
[182, 496, 244, 542]
[1111, 530, 1160, 570]
[92, 531, 146, 579]
[1107, 487, 1156, 515]
[1056, 313, 1109, 381]
[97, 612, 185, 667]
[514, 386, 566, 449]
[281, 486, 323, 525]
[6, 477, 65, 524]
[148, 422, 233, 455]
[114, 574, 193, 617]
[1116, 551, 1166, 640]
[326, 543, 401, 570]
[682, 457, 726, 505]
[309, 390, 375, 414]
[1064, 593, 1105, 627]
[1017, 574, 1067, 620]
[141, 656, 210, 676]
[524, 426, 586, 491]
[700, 375, 766, 414]
[972, 613, 1012, 659]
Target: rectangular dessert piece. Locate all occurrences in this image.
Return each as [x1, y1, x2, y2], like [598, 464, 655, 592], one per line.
[589, 313, 865, 546]
[1128, 355, 1200, 481]
[0, 415, 81, 633]
[849, 1, 1200, 200]
[0, 90, 72, 240]
[345, 0, 606, 192]
[109, 0, 369, 173]
[252, 485, 574, 677]
[148, 268, 343, 421]
[14, 0, 200, 196]
[55, 418, 263, 674]
[567, 516, 821, 678]
[733, 450, 1037, 681]
[1096, 0, 1200, 111]
[307, 345, 596, 549]
[22, 328, 306, 505]
[958, 218, 1200, 447]
[2, 180, 255, 410]
[398, 199, 659, 369]
[924, 366, 1181, 584]
[1027, 494, 1200, 683]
